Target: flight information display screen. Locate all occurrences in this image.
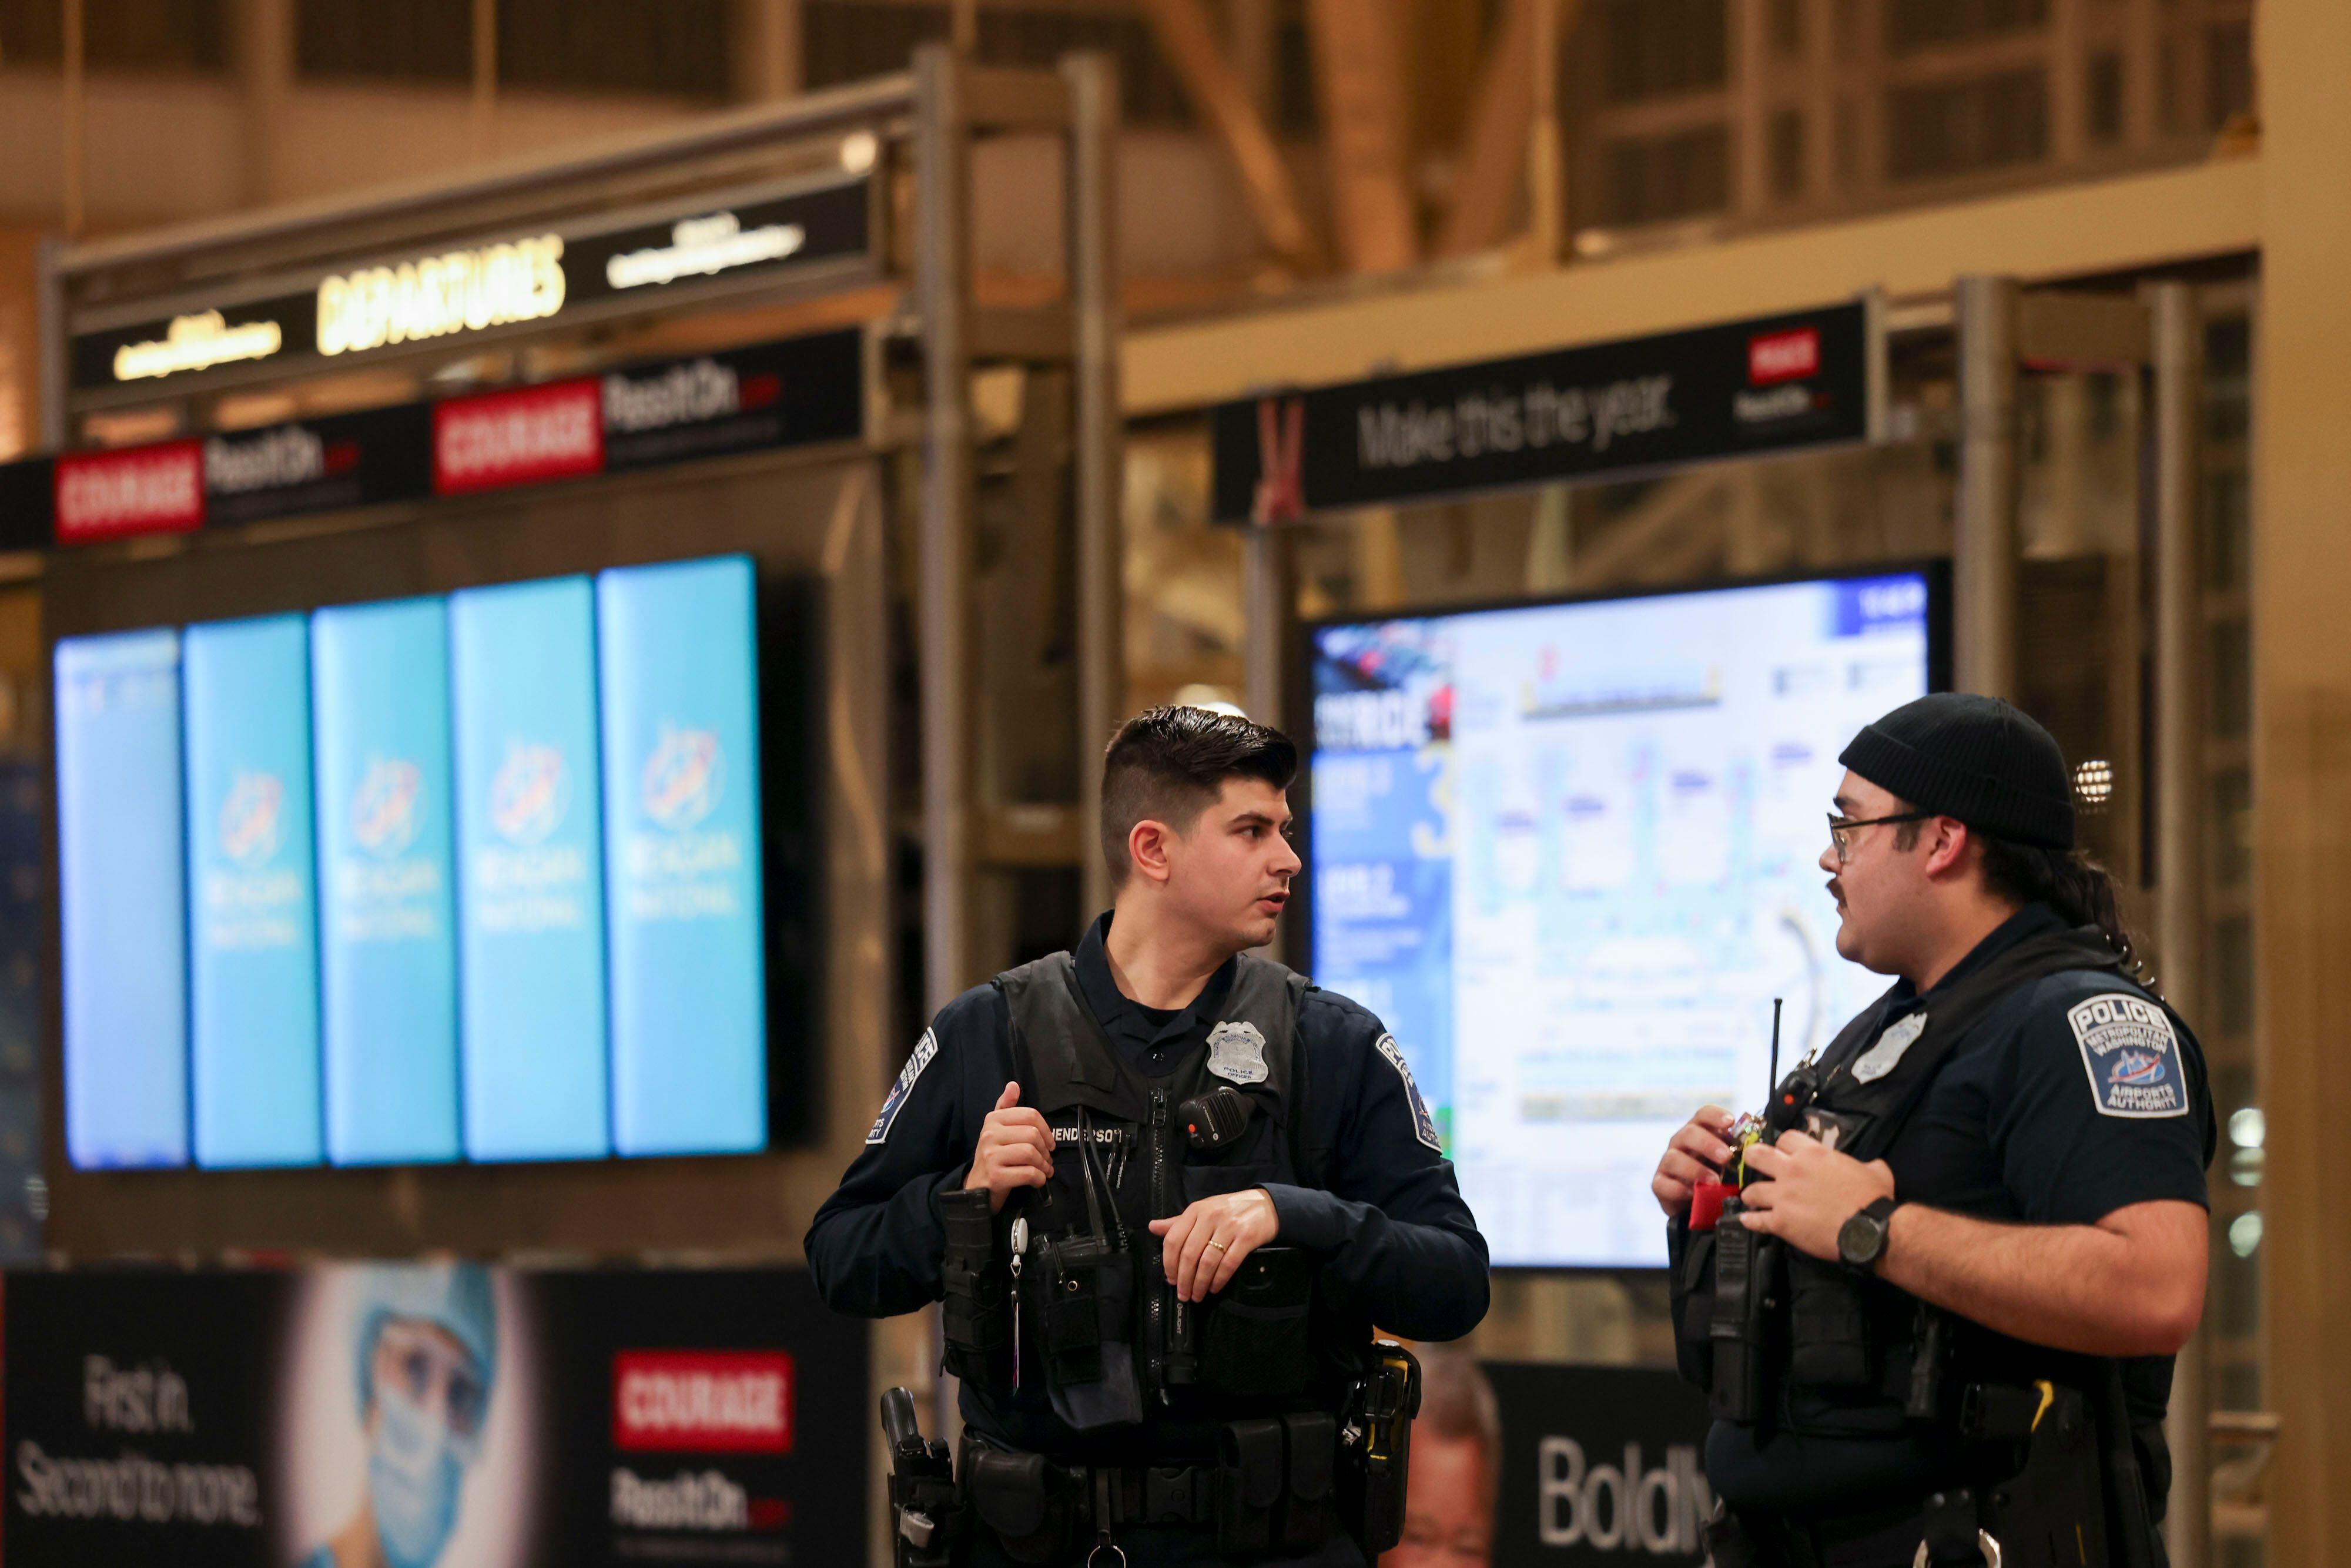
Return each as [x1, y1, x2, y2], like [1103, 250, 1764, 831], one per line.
[54, 555, 768, 1171]
[1306, 569, 1938, 1268]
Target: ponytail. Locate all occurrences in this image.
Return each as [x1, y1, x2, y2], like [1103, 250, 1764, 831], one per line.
[1977, 835, 2149, 984]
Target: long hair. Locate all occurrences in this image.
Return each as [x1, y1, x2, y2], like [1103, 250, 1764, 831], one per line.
[1976, 835, 2149, 983]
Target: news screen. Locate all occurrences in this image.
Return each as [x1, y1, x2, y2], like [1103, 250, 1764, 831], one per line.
[1305, 569, 1940, 1268]
[54, 555, 768, 1171]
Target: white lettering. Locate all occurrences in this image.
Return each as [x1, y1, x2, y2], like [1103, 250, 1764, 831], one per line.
[317, 235, 567, 357]
[113, 311, 284, 382]
[1535, 1436, 1709, 1554]
[605, 212, 807, 291]
[609, 1466, 749, 1532]
[604, 359, 743, 434]
[205, 427, 324, 494]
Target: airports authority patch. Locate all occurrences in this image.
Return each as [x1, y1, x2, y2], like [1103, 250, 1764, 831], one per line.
[2068, 994, 2188, 1118]
[867, 1029, 939, 1144]
[1376, 1033, 1444, 1151]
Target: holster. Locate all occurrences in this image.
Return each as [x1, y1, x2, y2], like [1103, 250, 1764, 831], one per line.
[1338, 1341, 1421, 1556]
[938, 1187, 1007, 1387]
[1707, 1204, 1781, 1426]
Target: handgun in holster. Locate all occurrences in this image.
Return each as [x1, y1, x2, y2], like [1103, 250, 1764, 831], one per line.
[1339, 1340, 1421, 1556]
[882, 1386, 962, 1568]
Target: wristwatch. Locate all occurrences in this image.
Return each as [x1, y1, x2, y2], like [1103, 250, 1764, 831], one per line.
[1837, 1196, 1900, 1272]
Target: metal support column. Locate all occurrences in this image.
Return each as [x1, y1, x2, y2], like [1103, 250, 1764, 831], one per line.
[1066, 52, 1126, 919]
[1955, 274, 2022, 699]
[1243, 527, 1290, 729]
[915, 44, 977, 1017]
[2149, 278, 2209, 1568]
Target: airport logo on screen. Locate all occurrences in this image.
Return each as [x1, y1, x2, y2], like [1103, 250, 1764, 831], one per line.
[351, 758, 423, 859]
[623, 726, 745, 922]
[1211, 301, 1871, 522]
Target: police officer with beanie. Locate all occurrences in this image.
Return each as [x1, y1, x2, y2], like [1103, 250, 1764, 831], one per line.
[809, 706, 1490, 1567]
[1654, 693, 2215, 1567]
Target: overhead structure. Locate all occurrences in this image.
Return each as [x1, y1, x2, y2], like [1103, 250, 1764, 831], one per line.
[23, 49, 1125, 1278]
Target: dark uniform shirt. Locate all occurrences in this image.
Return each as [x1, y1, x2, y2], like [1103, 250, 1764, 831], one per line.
[805, 912, 1491, 1379]
[1709, 903, 2215, 1517]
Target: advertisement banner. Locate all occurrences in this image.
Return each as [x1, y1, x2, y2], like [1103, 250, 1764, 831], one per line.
[2, 326, 865, 547]
[183, 615, 326, 1170]
[54, 441, 206, 543]
[312, 598, 463, 1167]
[51, 629, 190, 1170]
[601, 331, 863, 473]
[2, 1264, 868, 1568]
[434, 381, 604, 497]
[205, 404, 434, 525]
[597, 557, 766, 1157]
[1485, 1363, 1712, 1567]
[1211, 303, 1871, 522]
[448, 577, 611, 1161]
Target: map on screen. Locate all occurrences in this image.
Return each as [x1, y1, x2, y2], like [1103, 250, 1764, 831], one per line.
[1307, 570, 1936, 1268]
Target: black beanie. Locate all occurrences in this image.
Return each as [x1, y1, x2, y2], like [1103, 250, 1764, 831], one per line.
[1837, 693, 2075, 850]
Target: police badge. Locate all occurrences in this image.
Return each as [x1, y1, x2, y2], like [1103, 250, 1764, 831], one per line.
[1848, 1010, 1928, 1084]
[1205, 1020, 1270, 1085]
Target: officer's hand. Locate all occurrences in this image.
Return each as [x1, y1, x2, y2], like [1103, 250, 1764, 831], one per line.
[964, 1081, 1055, 1214]
[1737, 1131, 1895, 1261]
[1652, 1105, 1738, 1217]
[1148, 1188, 1279, 1303]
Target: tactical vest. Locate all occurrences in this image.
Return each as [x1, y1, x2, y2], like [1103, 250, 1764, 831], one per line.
[943, 950, 1356, 1460]
[1672, 924, 2199, 1445]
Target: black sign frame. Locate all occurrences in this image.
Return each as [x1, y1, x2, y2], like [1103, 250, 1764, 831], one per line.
[1211, 299, 1883, 524]
[65, 172, 878, 401]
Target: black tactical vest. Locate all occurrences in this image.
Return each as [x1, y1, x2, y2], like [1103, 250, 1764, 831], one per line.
[962, 950, 1349, 1458]
[1674, 924, 2197, 1442]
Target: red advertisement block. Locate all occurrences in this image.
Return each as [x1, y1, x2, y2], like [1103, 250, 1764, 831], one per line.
[1747, 326, 1821, 386]
[53, 441, 205, 544]
[611, 1349, 793, 1455]
[434, 380, 603, 496]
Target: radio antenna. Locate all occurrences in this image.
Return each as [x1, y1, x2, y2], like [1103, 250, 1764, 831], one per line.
[1769, 997, 1784, 1094]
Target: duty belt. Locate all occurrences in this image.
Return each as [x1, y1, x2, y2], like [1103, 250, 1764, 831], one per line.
[962, 1415, 1340, 1562]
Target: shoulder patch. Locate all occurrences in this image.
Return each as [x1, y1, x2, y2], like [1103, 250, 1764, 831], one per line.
[2068, 994, 2189, 1119]
[866, 1029, 940, 1145]
[1375, 1033, 1444, 1152]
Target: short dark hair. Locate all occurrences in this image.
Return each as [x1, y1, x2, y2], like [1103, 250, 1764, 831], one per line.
[1100, 706, 1297, 886]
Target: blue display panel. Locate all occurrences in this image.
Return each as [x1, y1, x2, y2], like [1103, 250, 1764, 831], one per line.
[449, 577, 612, 1161]
[1308, 569, 1935, 1268]
[53, 631, 190, 1170]
[312, 599, 461, 1165]
[183, 617, 325, 1168]
[599, 558, 767, 1156]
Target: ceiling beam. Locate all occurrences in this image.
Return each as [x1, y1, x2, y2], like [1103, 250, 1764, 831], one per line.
[1437, 0, 1543, 258]
[1137, 0, 1322, 270]
[1306, 0, 1418, 273]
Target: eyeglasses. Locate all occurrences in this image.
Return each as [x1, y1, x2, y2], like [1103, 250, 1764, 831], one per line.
[1826, 810, 1934, 863]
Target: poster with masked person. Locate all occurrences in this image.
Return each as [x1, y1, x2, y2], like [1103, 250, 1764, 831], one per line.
[2, 1262, 864, 1568]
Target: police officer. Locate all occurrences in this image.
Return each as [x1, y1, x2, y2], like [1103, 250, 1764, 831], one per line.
[1652, 693, 2215, 1567]
[808, 705, 1490, 1567]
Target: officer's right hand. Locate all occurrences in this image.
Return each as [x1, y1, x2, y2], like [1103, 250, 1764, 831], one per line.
[1652, 1105, 1737, 1217]
[965, 1081, 1055, 1214]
